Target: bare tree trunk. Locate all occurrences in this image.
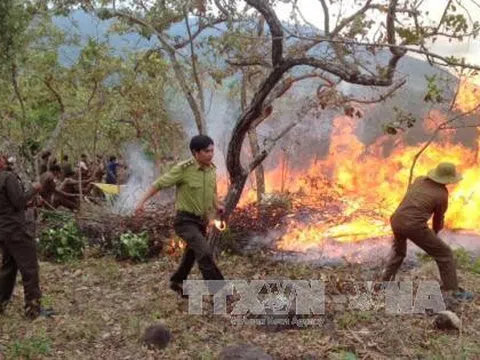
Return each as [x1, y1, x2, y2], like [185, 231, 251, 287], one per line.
[10, 60, 36, 177]
[242, 73, 266, 203]
[78, 161, 83, 211]
[407, 130, 439, 189]
[209, 172, 249, 255]
[184, 9, 206, 134]
[247, 130, 266, 202]
[11, 61, 27, 144]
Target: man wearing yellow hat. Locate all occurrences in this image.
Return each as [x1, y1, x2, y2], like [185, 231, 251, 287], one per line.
[382, 162, 472, 300]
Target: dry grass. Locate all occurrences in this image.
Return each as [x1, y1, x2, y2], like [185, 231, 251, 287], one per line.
[1, 251, 479, 360]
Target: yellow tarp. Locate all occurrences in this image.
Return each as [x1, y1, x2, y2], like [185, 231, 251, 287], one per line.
[92, 183, 122, 195]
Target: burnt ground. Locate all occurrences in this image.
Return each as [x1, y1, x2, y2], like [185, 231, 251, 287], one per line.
[0, 250, 479, 360]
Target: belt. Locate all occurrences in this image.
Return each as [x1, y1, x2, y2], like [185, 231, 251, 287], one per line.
[176, 211, 207, 222]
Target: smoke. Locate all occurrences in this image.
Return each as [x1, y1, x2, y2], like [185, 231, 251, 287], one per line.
[111, 143, 158, 215]
[261, 230, 480, 267]
[165, 84, 240, 176]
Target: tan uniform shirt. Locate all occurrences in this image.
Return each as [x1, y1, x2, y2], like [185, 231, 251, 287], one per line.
[391, 176, 448, 232]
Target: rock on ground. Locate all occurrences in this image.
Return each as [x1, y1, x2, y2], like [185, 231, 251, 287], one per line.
[435, 310, 462, 330]
[141, 323, 171, 350]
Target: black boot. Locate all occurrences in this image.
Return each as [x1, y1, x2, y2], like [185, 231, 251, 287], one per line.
[169, 281, 188, 299]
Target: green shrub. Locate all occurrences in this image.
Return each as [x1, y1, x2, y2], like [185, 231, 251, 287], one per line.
[7, 331, 52, 359]
[417, 247, 479, 274]
[453, 247, 473, 267]
[471, 257, 480, 274]
[38, 220, 85, 262]
[113, 231, 149, 262]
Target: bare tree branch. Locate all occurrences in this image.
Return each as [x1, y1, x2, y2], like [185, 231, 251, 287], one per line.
[87, 80, 99, 108]
[43, 77, 104, 153]
[407, 101, 480, 186]
[318, 0, 330, 35]
[227, 61, 295, 178]
[331, 0, 373, 37]
[184, 6, 205, 116]
[112, 10, 206, 133]
[226, 58, 272, 68]
[213, 0, 230, 19]
[345, 79, 407, 104]
[44, 78, 65, 113]
[444, 123, 480, 130]
[286, 35, 480, 72]
[173, 17, 227, 50]
[11, 61, 28, 143]
[433, 0, 453, 35]
[286, 57, 394, 86]
[248, 96, 319, 173]
[293, 2, 319, 31]
[386, 0, 406, 57]
[245, 0, 283, 67]
[265, 72, 335, 106]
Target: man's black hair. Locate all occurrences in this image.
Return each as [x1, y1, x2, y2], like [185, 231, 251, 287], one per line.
[63, 155, 69, 161]
[50, 164, 61, 173]
[81, 154, 87, 159]
[109, 155, 116, 162]
[189, 135, 214, 153]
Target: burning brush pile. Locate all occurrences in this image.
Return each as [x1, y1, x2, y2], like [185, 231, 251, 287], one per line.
[36, 202, 180, 261]
[221, 77, 480, 265]
[76, 203, 177, 257]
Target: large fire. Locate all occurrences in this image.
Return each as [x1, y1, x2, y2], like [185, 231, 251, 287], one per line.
[219, 77, 480, 253]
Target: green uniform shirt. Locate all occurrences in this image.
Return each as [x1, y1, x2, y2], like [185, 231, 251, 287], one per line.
[153, 158, 217, 218]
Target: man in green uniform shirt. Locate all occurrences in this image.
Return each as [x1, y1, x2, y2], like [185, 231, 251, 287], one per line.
[135, 135, 225, 297]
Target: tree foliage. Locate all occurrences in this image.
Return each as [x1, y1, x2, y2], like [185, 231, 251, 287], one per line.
[3, 0, 480, 228]
[0, 2, 184, 175]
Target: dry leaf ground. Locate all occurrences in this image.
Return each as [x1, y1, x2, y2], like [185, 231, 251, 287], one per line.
[1, 250, 479, 360]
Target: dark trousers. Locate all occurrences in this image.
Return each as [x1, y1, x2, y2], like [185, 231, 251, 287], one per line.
[0, 229, 42, 316]
[52, 194, 78, 211]
[170, 212, 224, 290]
[383, 225, 458, 291]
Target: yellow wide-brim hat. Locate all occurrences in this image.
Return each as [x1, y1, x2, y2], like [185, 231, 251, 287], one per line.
[427, 162, 463, 185]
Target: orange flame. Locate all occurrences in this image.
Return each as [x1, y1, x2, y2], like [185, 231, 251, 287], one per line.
[455, 76, 480, 113]
[167, 237, 185, 255]
[219, 78, 480, 253]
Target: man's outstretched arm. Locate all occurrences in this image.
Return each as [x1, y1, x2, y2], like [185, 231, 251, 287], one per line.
[134, 164, 184, 214]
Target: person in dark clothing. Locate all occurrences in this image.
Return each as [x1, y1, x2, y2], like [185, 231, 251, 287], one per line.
[61, 155, 73, 180]
[0, 154, 54, 319]
[38, 165, 63, 207]
[135, 135, 225, 298]
[382, 162, 473, 300]
[38, 151, 51, 175]
[53, 168, 80, 211]
[93, 155, 106, 183]
[106, 156, 119, 185]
